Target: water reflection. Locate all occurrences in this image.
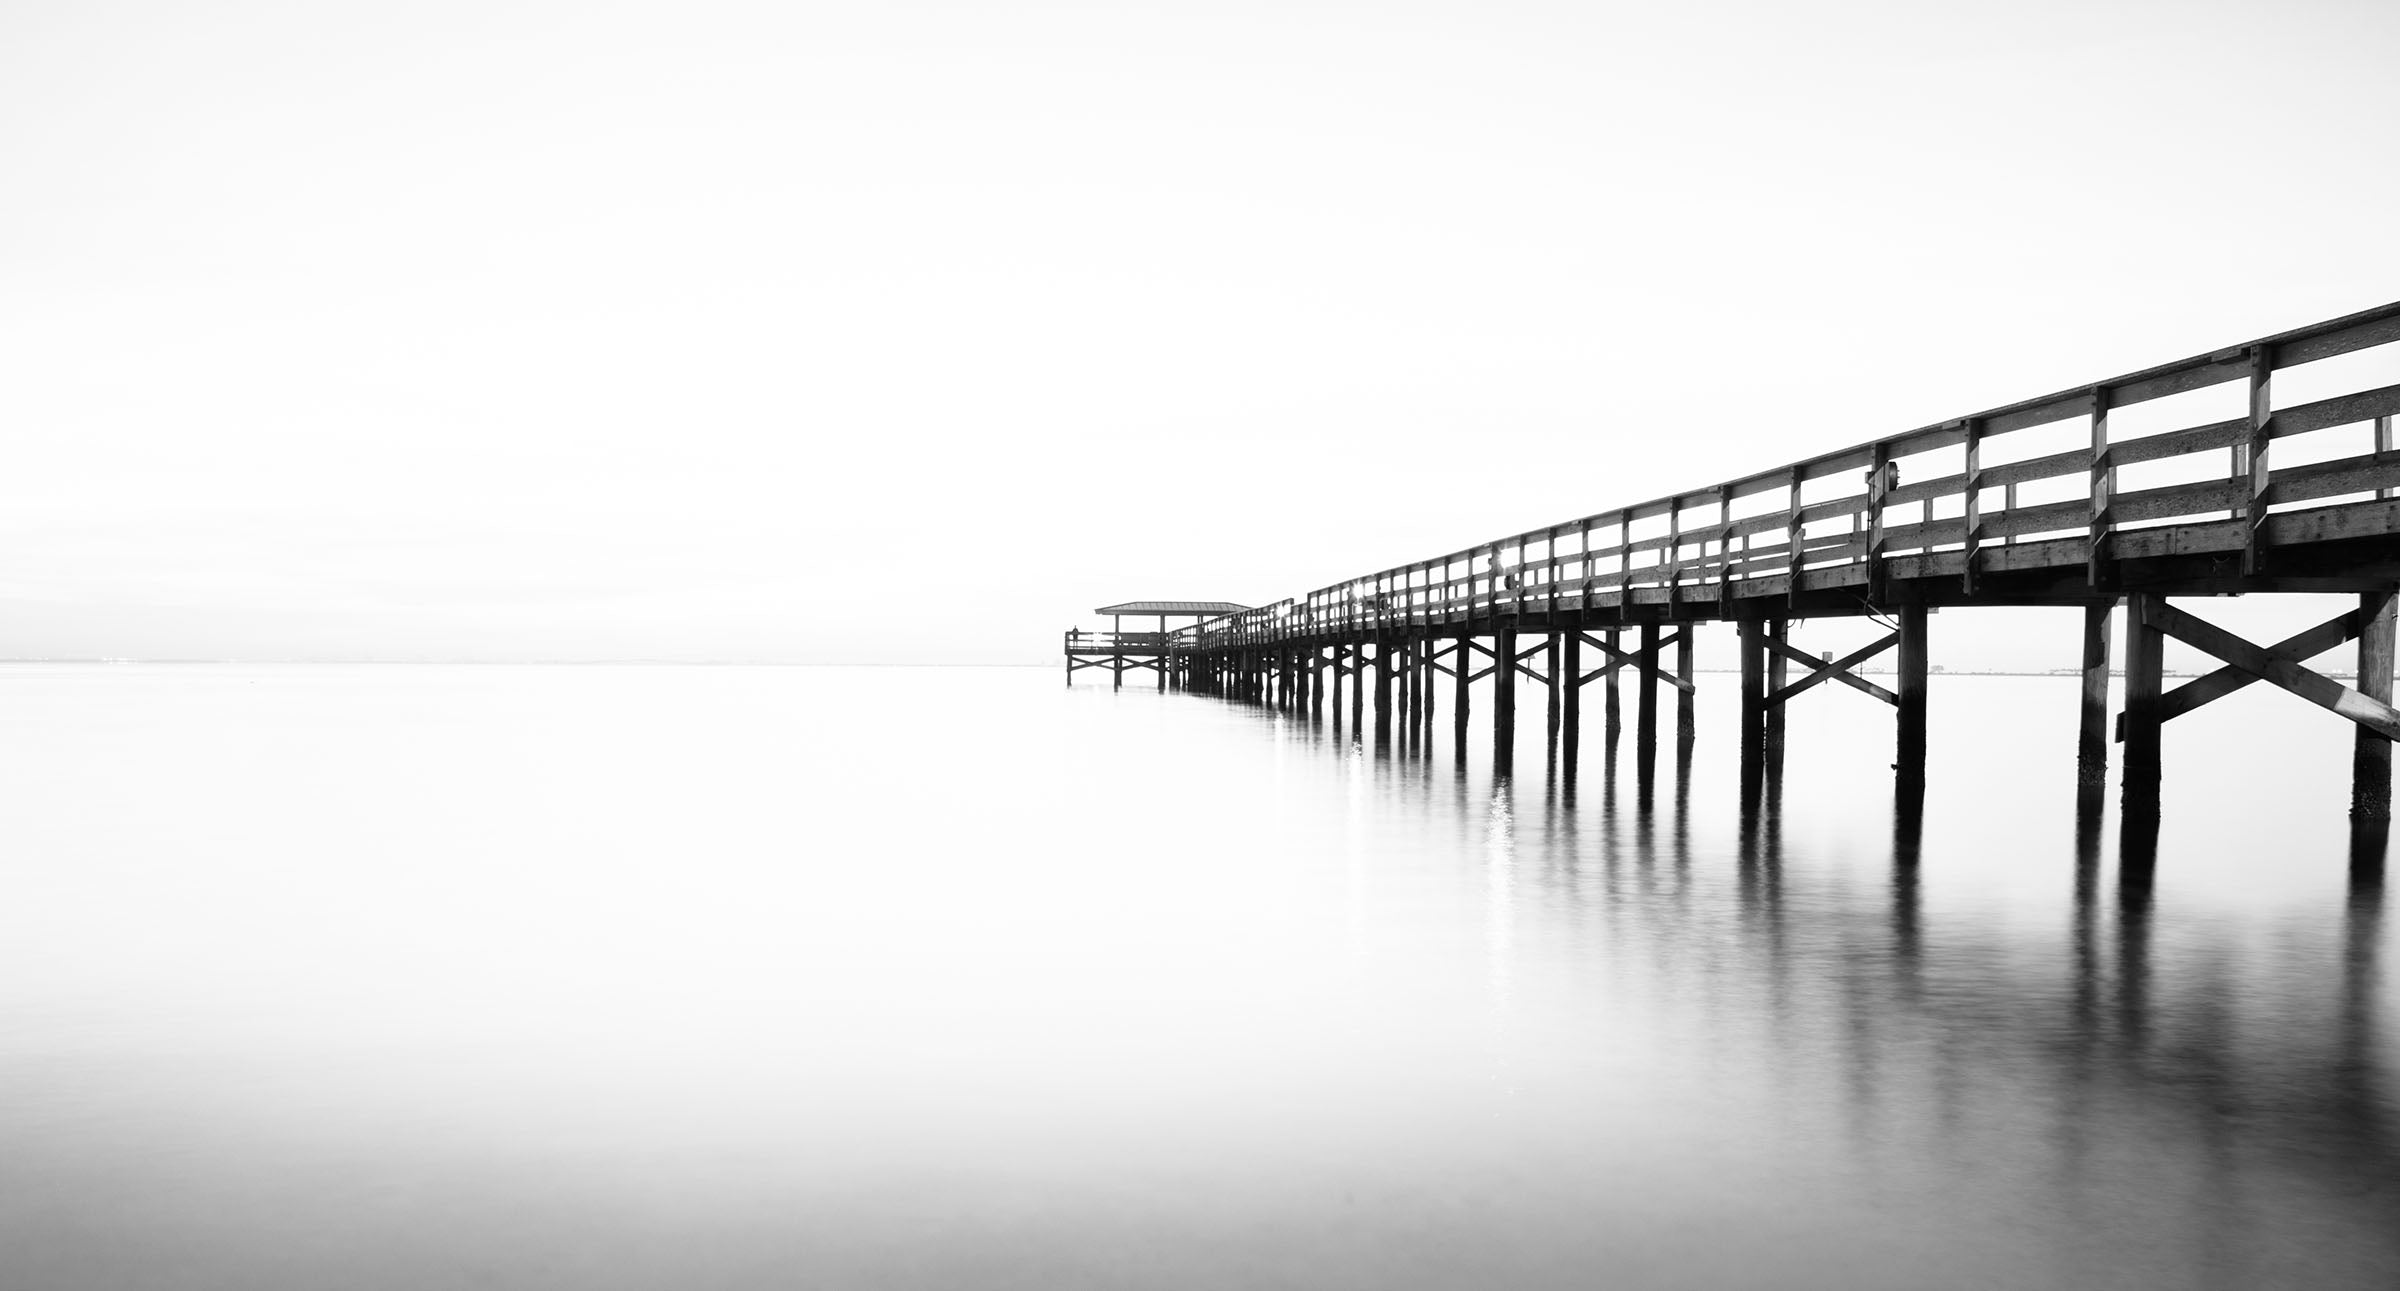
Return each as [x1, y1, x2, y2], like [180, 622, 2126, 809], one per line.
[15, 667, 2379, 1289]
[1591, 709, 2391, 1289]
[1292, 657, 2395, 1283]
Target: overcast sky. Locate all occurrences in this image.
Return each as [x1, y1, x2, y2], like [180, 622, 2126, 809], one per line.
[5, 0, 2399, 663]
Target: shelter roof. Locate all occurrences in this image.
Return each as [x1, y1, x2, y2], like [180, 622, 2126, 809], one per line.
[1095, 601, 1251, 617]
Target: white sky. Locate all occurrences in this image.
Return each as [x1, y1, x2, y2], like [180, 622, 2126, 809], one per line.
[5, 0, 2399, 663]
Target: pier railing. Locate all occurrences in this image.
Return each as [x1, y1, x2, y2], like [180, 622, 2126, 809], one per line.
[1065, 630, 1172, 652]
[1175, 301, 2400, 652]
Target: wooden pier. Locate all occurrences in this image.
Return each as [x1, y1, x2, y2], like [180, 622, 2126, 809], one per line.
[1071, 302, 2400, 820]
[1065, 602, 1251, 690]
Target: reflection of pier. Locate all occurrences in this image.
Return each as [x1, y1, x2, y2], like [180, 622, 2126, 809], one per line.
[1088, 303, 2400, 820]
[1632, 752, 2390, 1258]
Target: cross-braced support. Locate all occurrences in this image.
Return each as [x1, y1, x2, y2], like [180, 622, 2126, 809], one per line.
[1738, 611, 1929, 791]
[2118, 591, 2400, 818]
[1543, 627, 1695, 774]
[1067, 654, 1165, 684]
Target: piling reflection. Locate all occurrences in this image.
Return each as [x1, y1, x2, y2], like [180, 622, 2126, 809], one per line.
[1545, 706, 2398, 1268]
[1205, 669, 2399, 1283]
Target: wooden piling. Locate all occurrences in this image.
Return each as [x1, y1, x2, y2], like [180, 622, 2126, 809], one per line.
[1765, 618, 1789, 773]
[1739, 618, 1765, 769]
[1418, 637, 1431, 747]
[2077, 603, 2113, 797]
[1562, 633, 1582, 773]
[1545, 633, 1562, 760]
[2354, 589, 2397, 820]
[1382, 633, 1401, 734]
[1604, 628, 1622, 746]
[2123, 594, 2166, 816]
[1896, 604, 1928, 795]
[1350, 642, 1365, 730]
[1493, 625, 1517, 773]
[1676, 624, 1696, 746]
[1636, 623, 1660, 766]
[1406, 639, 1421, 742]
[1454, 633, 1472, 753]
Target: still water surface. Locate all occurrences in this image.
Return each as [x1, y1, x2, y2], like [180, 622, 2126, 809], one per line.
[0, 664, 2392, 1289]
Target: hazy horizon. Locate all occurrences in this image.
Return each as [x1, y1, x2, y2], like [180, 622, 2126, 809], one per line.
[8, 0, 2400, 667]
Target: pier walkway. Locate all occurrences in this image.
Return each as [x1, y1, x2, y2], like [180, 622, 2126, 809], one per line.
[1077, 302, 2400, 819]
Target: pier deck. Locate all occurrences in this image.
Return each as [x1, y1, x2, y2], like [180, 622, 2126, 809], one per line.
[1085, 301, 2400, 820]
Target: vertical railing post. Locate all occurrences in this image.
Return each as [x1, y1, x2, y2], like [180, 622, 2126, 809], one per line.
[1514, 535, 1529, 619]
[1664, 497, 1683, 612]
[1578, 518, 1596, 613]
[1618, 509, 1636, 621]
[1784, 466, 1806, 607]
[2088, 387, 2114, 587]
[1546, 525, 1560, 618]
[1716, 485, 1734, 615]
[1961, 418, 1983, 593]
[2242, 344, 2274, 574]
[1866, 442, 1892, 603]
[2380, 414, 2395, 501]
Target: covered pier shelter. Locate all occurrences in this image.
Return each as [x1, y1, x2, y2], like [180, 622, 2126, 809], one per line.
[1065, 601, 1249, 688]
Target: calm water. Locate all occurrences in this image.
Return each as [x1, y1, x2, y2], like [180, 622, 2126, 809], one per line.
[0, 663, 2392, 1289]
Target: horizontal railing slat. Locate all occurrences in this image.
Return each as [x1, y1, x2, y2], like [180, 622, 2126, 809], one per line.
[1164, 304, 2400, 649]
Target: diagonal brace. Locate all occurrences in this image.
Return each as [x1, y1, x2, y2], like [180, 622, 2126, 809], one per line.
[2131, 607, 2364, 736]
[1766, 632, 1900, 707]
[1572, 631, 1696, 694]
[2135, 599, 2400, 741]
